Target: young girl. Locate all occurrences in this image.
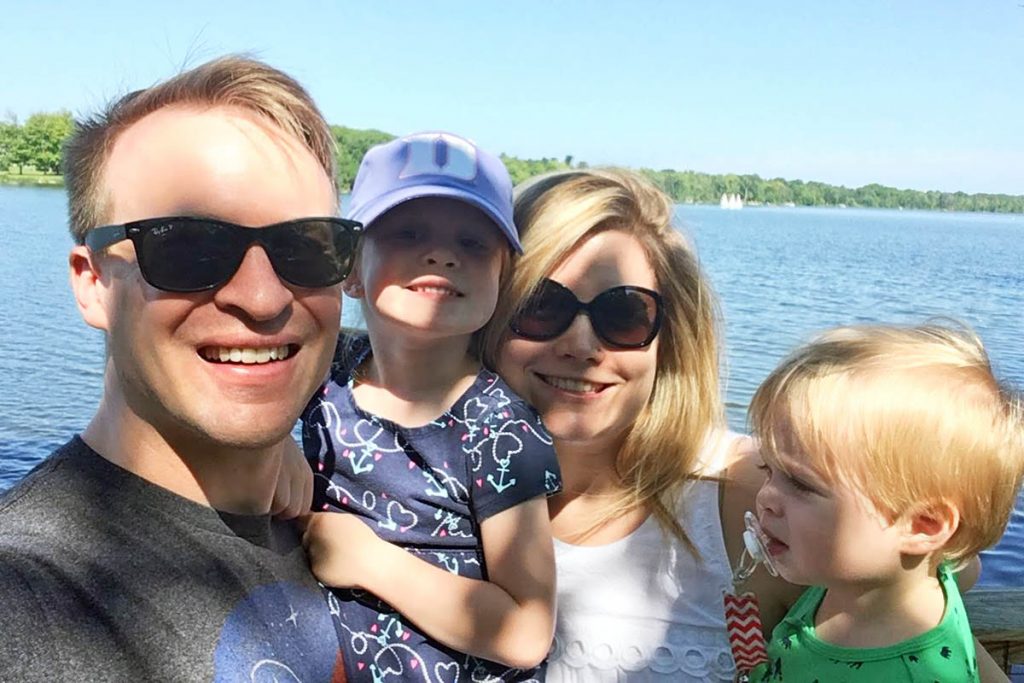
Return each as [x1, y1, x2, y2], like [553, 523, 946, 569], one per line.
[300, 132, 561, 682]
[746, 323, 1024, 682]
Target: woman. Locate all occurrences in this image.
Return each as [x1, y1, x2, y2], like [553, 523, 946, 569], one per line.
[480, 168, 801, 681]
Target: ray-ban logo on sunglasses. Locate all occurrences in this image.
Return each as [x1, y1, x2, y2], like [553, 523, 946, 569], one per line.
[400, 133, 478, 181]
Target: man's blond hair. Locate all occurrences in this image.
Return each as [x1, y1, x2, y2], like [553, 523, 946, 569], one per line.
[63, 55, 337, 243]
[749, 322, 1024, 561]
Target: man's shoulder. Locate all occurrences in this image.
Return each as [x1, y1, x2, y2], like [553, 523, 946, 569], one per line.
[0, 438, 84, 526]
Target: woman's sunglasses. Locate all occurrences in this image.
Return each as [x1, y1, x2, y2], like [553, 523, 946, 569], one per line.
[510, 278, 663, 349]
[84, 216, 363, 293]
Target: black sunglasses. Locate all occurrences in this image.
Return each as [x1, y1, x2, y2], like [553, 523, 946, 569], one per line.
[84, 216, 363, 293]
[510, 278, 663, 349]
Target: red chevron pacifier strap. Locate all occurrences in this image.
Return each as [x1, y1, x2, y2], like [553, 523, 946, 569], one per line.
[724, 511, 777, 680]
[724, 590, 767, 679]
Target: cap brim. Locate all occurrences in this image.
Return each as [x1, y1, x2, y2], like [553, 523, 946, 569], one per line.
[346, 185, 522, 253]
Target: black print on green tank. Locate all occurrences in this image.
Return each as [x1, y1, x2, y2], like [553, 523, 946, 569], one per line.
[759, 657, 783, 681]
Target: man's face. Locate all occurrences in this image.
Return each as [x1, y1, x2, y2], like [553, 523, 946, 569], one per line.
[86, 105, 340, 449]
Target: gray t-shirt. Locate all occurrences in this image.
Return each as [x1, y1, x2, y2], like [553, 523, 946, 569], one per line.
[0, 437, 344, 682]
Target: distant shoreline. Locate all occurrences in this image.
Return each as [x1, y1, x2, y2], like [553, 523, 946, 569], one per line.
[0, 173, 63, 187]
[3, 178, 1022, 217]
[4, 118, 1024, 213]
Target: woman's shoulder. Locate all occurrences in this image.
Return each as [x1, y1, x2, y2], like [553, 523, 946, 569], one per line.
[693, 429, 754, 477]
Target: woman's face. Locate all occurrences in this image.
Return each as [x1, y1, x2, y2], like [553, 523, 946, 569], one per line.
[497, 229, 660, 454]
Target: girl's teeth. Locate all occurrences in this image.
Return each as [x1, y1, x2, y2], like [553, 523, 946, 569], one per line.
[204, 345, 291, 364]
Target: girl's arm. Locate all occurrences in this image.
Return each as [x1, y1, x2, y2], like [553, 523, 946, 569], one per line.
[303, 495, 556, 669]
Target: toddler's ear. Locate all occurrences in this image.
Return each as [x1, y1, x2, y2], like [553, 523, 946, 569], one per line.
[900, 500, 959, 556]
[342, 274, 365, 299]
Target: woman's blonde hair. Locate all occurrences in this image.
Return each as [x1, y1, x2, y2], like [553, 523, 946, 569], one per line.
[749, 322, 1024, 562]
[481, 168, 724, 549]
[63, 55, 337, 244]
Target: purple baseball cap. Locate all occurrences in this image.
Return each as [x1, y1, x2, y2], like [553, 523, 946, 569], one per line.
[345, 131, 522, 252]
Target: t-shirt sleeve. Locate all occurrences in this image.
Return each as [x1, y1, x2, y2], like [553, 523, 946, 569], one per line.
[0, 552, 61, 677]
[468, 397, 562, 522]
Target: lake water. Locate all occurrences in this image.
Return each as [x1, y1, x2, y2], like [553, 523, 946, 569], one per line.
[1, 185, 1021, 587]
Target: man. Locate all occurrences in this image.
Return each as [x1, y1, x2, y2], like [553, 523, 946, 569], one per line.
[0, 56, 358, 681]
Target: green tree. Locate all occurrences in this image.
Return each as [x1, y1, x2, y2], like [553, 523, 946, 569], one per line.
[20, 111, 73, 174]
[0, 122, 18, 173]
[332, 126, 394, 190]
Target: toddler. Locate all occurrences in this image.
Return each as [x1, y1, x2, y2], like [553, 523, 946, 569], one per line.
[747, 322, 1024, 681]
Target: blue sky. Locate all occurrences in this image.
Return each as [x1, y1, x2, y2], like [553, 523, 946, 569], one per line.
[2, 1, 1021, 194]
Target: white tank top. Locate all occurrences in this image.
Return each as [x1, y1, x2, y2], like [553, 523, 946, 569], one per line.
[547, 433, 739, 682]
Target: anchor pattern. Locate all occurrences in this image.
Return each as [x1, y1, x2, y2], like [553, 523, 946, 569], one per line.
[302, 336, 561, 682]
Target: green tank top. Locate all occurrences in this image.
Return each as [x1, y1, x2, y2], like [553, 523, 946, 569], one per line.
[750, 562, 979, 682]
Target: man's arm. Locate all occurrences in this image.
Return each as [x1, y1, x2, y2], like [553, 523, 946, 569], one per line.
[270, 437, 313, 519]
[0, 554, 59, 680]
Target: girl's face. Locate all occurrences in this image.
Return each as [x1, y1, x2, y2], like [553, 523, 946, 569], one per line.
[497, 229, 660, 455]
[350, 197, 505, 343]
[754, 443, 906, 587]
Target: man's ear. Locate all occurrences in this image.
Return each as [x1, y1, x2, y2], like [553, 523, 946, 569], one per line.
[900, 500, 960, 557]
[69, 246, 112, 331]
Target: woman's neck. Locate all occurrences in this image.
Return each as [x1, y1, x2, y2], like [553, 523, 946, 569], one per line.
[353, 330, 479, 427]
[548, 437, 650, 545]
[814, 563, 945, 648]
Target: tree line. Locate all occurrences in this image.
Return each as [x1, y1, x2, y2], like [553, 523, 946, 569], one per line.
[3, 114, 1022, 213]
[0, 112, 74, 175]
[640, 169, 1024, 214]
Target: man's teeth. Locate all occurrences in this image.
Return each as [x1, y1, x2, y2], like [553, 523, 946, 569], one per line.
[202, 346, 292, 364]
[543, 375, 601, 392]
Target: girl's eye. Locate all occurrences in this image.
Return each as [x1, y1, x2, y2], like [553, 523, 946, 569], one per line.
[377, 226, 419, 243]
[458, 236, 487, 251]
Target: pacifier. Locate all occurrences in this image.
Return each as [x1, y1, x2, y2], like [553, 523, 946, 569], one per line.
[732, 511, 778, 584]
[724, 511, 775, 678]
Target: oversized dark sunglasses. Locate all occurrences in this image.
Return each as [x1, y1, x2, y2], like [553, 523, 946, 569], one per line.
[84, 216, 363, 293]
[510, 278, 663, 349]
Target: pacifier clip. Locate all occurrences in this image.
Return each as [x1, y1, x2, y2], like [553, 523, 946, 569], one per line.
[724, 512, 777, 682]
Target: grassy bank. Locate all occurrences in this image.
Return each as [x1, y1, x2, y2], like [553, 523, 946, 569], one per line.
[0, 172, 64, 187]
